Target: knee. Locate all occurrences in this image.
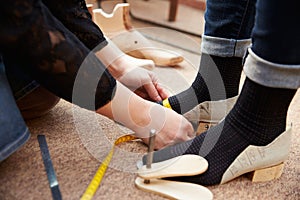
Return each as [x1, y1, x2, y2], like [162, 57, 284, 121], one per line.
[17, 86, 60, 120]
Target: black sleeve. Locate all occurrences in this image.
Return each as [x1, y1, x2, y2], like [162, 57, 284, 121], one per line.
[0, 0, 116, 110]
[42, 0, 107, 50]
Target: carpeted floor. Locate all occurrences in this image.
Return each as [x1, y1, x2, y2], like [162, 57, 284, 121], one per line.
[0, 92, 299, 200]
[0, 1, 299, 199]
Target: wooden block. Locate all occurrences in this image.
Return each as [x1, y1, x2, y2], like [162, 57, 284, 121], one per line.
[250, 162, 285, 182]
[179, 0, 206, 10]
[196, 122, 215, 135]
[169, 0, 179, 22]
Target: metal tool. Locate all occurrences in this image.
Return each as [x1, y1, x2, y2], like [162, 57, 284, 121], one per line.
[144, 129, 156, 184]
[38, 135, 62, 200]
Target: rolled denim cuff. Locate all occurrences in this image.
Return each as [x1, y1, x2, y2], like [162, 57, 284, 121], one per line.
[201, 35, 251, 58]
[0, 128, 30, 162]
[244, 48, 300, 89]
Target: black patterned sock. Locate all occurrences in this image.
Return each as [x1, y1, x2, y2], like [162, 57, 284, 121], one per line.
[147, 78, 296, 185]
[163, 53, 243, 114]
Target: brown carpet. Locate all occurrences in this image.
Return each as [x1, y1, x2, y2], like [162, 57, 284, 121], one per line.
[1, 37, 299, 200]
[0, 2, 299, 200]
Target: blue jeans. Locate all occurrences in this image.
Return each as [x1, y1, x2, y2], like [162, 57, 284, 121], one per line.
[0, 59, 30, 162]
[202, 0, 300, 88]
[202, 0, 256, 57]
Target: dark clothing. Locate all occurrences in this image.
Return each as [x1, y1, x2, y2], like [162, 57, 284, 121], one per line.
[0, 0, 116, 161]
[0, 0, 115, 110]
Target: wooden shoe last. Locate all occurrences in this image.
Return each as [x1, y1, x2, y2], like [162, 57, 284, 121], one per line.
[93, 3, 184, 66]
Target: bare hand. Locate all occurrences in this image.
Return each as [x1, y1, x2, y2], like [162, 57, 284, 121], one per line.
[97, 83, 193, 150]
[132, 103, 195, 150]
[119, 67, 169, 101]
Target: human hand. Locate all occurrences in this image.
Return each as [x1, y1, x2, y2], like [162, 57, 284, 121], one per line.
[142, 108, 195, 150]
[97, 83, 194, 149]
[94, 39, 169, 101]
[118, 66, 169, 102]
[131, 103, 195, 150]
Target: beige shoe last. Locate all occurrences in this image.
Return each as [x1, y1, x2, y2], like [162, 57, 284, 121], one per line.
[184, 96, 238, 134]
[221, 125, 292, 184]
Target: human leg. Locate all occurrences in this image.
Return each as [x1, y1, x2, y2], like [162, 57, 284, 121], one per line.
[16, 86, 60, 120]
[4, 59, 60, 120]
[146, 0, 300, 185]
[161, 0, 257, 114]
[0, 58, 30, 162]
[150, 78, 296, 185]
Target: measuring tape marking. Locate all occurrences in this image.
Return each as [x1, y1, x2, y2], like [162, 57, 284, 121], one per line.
[81, 134, 138, 200]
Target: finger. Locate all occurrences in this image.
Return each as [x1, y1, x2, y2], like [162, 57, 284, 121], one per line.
[188, 131, 196, 138]
[174, 133, 193, 144]
[144, 83, 162, 101]
[148, 72, 166, 100]
[156, 83, 170, 99]
[172, 123, 195, 143]
[153, 134, 169, 150]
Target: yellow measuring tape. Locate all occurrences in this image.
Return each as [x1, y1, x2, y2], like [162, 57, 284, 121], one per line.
[81, 134, 138, 200]
[162, 98, 172, 109]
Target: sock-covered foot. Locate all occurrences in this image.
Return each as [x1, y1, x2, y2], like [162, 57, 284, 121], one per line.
[160, 53, 243, 114]
[146, 78, 296, 185]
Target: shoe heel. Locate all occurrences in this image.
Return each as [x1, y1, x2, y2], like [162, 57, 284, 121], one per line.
[250, 162, 285, 182]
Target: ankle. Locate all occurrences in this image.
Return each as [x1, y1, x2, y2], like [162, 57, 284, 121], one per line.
[199, 53, 243, 99]
[227, 78, 296, 145]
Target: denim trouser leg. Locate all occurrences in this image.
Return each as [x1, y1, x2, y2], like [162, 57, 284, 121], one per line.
[201, 0, 257, 57]
[0, 61, 30, 162]
[244, 0, 300, 89]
